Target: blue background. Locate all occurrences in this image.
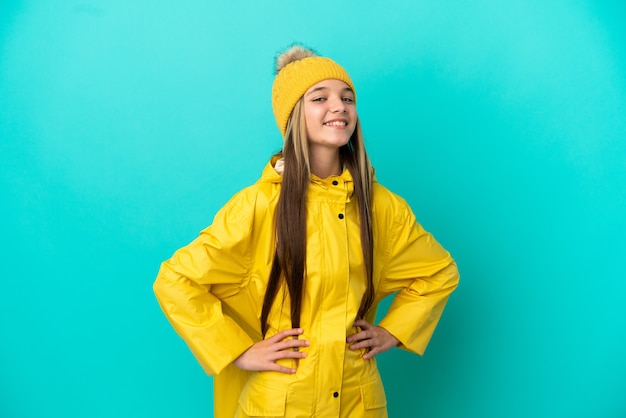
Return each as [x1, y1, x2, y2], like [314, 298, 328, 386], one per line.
[1, 1, 625, 417]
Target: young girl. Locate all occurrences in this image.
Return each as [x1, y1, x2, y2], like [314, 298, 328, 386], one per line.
[154, 45, 459, 418]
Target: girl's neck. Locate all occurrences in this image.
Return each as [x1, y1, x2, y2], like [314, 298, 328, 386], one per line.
[309, 147, 342, 179]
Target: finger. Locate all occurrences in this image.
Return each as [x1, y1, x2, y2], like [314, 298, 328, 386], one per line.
[267, 339, 309, 354]
[362, 347, 380, 360]
[346, 329, 372, 343]
[274, 339, 310, 351]
[266, 363, 298, 374]
[354, 319, 373, 329]
[269, 350, 308, 361]
[267, 328, 303, 342]
[348, 342, 372, 351]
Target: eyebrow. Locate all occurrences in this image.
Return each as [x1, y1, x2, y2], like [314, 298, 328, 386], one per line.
[305, 86, 354, 96]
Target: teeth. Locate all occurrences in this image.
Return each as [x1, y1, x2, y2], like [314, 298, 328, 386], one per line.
[324, 121, 347, 126]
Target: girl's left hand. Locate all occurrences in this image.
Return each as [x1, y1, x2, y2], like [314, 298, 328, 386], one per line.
[346, 319, 400, 360]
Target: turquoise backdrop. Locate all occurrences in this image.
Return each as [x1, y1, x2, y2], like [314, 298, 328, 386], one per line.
[1, 1, 625, 417]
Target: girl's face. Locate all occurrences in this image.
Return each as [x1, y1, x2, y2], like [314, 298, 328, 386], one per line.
[303, 79, 357, 151]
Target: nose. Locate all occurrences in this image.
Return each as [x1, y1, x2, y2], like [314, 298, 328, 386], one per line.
[330, 96, 347, 113]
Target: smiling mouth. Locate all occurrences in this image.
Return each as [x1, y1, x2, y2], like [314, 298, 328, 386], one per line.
[324, 120, 348, 126]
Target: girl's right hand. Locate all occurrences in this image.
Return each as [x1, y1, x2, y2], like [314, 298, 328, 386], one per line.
[233, 328, 309, 374]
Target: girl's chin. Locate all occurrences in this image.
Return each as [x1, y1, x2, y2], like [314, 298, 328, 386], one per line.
[310, 142, 350, 150]
[310, 135, 353, 147]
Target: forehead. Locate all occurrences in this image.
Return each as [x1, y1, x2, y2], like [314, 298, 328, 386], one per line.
[305, 79, 353, 95]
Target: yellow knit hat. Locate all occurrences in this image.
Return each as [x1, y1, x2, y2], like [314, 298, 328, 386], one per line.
[272, 54, 355, 138]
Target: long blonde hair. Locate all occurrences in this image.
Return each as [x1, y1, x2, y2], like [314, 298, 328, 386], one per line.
[260, 98, 374, 336]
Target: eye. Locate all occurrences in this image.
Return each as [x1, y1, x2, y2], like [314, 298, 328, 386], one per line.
[312, 97, 326, 102]
[342, 97, 354, 103]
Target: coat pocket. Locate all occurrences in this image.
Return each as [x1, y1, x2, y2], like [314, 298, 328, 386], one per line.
[238, 376, 288, 417]
[359, 374, 387, 410]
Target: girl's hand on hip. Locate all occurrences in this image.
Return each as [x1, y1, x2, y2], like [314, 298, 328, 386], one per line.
[347, 319, 400, 360]
[233, 328, 309, 374]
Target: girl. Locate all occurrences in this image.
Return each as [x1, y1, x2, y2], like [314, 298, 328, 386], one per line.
[154, 45, 459, 417]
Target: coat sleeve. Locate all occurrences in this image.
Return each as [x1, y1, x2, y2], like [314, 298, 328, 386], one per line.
[376, 200, 459, 356]
[153, 189, 258, 376]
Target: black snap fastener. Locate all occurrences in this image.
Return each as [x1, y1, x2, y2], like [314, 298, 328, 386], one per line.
[338, 213, 344, 219]
[333, 392, 339, 398]
[332, 180, 338, 185]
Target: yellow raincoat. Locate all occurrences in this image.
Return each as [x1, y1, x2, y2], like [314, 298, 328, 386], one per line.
[154, 157, 459, 417]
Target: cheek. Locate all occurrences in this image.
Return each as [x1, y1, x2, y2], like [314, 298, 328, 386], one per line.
[306, 106, 323, 121]
[349, 110, 358, 132]
[303, 107, 318, 129]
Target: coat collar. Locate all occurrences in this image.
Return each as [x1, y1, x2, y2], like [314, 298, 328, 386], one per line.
[259, 156, 354, 183]
[257, 156, 356, 200]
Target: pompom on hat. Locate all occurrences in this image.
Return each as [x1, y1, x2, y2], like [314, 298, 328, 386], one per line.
[272, 45, 356, 138]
